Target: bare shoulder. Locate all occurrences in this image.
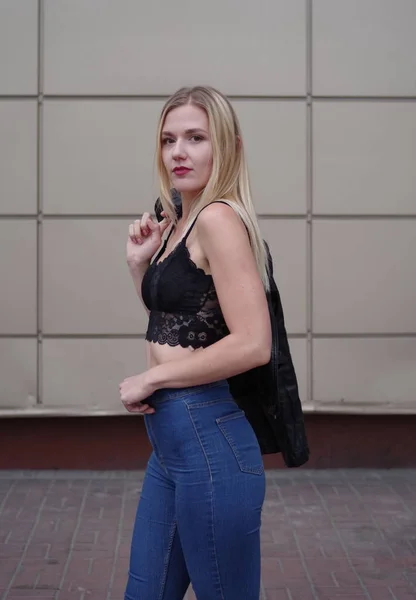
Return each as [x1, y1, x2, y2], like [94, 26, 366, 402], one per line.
[195, 201, 246, 238]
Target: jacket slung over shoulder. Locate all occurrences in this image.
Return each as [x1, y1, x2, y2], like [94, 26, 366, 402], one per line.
[154, 193, 310, 468]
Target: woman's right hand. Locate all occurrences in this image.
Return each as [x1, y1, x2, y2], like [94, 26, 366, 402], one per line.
[127, 211, 171, 267]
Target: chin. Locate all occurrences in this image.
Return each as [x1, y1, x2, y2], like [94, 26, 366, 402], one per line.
[173, 183, 203, 196]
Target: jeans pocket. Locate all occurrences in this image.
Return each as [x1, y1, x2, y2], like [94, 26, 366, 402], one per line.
[216, 411, 264, 475]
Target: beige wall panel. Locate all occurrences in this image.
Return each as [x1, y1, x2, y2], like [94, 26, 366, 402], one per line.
[259, 219, 307, 334]
[234, 101, 306, 215]
[0, 0, 38, 94]
[42, 220, 148, 334]
[286, 338, 308, 409]
[313, 221, 416, 334]
[44, 0, 306, 96]
[0, 101, 37, 214]
[313, 338, 416, 413]
[313, 0, 416, 96]
[313, 102, 416, 215]
[0, 339, 37, 409]
[42, 339, 147, 411]
[43, 100, 164, 215]
[0, 221, 37, 334]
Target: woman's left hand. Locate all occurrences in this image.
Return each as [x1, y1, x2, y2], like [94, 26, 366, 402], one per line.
[119, 372, 156, 415]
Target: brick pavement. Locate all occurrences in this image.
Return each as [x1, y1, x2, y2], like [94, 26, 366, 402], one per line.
[0, 470, 415, 600]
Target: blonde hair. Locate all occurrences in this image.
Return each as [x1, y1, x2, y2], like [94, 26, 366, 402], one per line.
[155, 86, 270, 291]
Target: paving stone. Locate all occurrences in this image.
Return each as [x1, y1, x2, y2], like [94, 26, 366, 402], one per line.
[0, 470, 415, 599]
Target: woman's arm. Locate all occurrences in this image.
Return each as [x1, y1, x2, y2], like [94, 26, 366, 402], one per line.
[147, 202, 271, 390]
[126, 211, 171, 315]
[127, 260, 150, 315]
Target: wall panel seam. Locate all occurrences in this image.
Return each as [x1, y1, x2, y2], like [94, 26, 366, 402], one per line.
[36, 0, 44, 406]
[306, 0, 313, 411]
[2, 214, 416, 220]
[2, 95, 414, 102]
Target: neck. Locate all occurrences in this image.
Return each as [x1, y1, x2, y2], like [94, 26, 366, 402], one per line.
[179, 192, 200, 222]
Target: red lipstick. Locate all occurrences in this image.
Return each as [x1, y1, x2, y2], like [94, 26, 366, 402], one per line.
[173, 167, 191, 176]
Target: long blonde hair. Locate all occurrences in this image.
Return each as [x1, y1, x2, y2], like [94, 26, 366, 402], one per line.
[155, 86, 270, 291]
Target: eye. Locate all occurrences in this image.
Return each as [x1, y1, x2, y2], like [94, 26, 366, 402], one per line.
[162, 137, 175, 145]
[190, 135, 204, 143]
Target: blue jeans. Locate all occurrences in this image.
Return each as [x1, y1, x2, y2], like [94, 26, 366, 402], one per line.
[124, 380, 266, 600]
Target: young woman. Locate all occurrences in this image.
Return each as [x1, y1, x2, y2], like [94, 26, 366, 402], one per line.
[119, 86, 272, 600]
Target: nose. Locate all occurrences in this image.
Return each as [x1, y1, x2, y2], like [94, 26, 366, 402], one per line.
[172, 138, 186, 161]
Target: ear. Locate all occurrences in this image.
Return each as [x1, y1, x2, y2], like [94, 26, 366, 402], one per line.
[236, 135, 242, 149]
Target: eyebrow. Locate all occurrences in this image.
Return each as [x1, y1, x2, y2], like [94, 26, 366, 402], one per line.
[161, 128, 208, 137]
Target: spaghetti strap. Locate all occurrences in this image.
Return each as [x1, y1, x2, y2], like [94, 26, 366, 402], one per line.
[183, 200, 232, 241]
[153, 225, 174, 262]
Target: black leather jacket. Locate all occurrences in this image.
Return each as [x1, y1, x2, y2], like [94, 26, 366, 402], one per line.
[154, 194, 310, 468]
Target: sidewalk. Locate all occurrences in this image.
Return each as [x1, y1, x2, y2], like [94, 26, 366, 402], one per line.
[1, 470, 415, 600]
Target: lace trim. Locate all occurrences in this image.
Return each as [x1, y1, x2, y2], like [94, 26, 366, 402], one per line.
[145, 310, 229, 349]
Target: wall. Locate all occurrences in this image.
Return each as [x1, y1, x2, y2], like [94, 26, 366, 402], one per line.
[1, 1, 415, 429]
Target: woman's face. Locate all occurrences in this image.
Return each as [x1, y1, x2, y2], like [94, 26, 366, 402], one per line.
[161, 104, 213, 202]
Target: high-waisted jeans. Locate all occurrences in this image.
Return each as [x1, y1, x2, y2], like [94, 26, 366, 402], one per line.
[124, 380, 266, 600]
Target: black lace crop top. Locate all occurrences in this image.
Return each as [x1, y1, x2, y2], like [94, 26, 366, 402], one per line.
[141, 203, 230, 349]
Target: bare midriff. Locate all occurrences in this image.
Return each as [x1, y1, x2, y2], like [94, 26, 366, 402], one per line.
[146, 340, 204, 369]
